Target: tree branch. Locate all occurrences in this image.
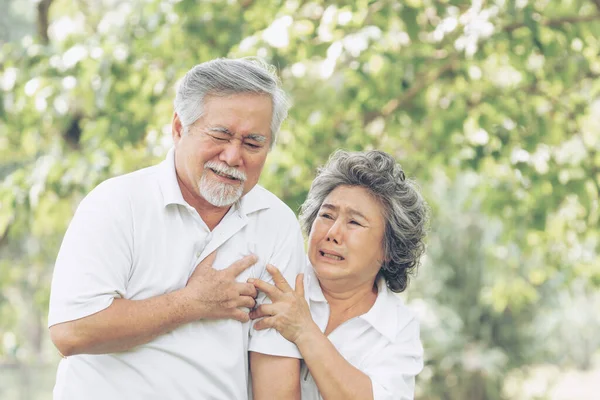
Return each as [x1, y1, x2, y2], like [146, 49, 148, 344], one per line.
[504, 14, 600, 33]
[393, 58, 457, 114]
[36, 0, 54, 44]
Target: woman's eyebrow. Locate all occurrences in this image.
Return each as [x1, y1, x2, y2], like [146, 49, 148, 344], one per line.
[321, 203, 368, 221]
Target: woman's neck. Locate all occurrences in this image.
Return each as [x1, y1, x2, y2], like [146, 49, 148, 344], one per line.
[320, 279, 378, 335]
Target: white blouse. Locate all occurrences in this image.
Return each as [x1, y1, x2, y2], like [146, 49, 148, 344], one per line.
[300, 267, 424, 400]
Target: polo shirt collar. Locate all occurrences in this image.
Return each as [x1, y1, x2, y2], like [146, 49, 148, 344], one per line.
[158, 147, 271, 216]
[238, 185, 271, 215]
[306, 265, 411, 343]
[158, 147, 188, 208]
[360, 277, 410, 343]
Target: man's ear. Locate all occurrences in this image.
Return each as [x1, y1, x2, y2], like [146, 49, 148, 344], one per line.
[172, 112, 184, 143]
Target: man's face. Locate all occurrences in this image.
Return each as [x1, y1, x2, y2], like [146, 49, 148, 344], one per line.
[172, 93, 273, 209]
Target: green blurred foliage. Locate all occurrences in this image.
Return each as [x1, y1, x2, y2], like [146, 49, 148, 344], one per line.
[1, 0, 599, 399]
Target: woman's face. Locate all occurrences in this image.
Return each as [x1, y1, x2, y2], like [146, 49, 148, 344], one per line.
[308, 185, 386, 289]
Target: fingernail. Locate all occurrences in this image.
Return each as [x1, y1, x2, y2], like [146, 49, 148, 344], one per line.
[247, 278, 255, 283]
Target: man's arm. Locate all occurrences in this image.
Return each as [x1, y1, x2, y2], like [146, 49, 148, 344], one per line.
[50, 252, 258, 356]
[49, 179, 260, 356]
[250, 352, 300, 400]
[50, 290, 190, 356]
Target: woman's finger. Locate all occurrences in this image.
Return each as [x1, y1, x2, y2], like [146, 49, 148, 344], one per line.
[266, 264, 293, 293]
[253, 316, 276, 331]
[249, 278, 281, 300]
[249, 304, 277, 320]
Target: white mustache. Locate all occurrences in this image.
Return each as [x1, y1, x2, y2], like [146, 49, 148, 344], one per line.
[204, 161, 246, 182]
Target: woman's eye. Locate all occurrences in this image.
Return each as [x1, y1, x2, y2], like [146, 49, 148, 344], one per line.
[319, 213, 333, 219]
[350, 220, 362, 226]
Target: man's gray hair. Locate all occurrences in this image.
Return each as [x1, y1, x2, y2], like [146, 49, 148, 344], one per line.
[300, 150, 429, 293]
[174, 58, 290, 148]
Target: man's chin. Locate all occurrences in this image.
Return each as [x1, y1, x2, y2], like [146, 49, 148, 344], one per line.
[199, 184, 243, 208]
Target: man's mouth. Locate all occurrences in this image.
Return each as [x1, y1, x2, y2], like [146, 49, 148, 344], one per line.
[319, 250, 344, 261]
[209, 168, 241, 181]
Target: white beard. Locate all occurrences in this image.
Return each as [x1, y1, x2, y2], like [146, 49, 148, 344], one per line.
[198, 165, 245, 207]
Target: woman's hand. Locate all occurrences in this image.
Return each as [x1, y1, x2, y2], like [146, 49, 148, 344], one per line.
[249, 265, 317, 344]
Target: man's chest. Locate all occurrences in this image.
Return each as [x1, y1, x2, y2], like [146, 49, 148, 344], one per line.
[124, 207, 269, 299]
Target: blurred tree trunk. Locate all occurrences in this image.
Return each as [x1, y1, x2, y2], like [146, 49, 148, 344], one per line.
[37, 0, 53, 44]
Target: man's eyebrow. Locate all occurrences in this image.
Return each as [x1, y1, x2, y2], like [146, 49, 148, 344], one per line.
[208, 127, 266, 143]
[245, 134, 267, 143]
[208, 126, 233, 135]
[321, 203, 368, 220]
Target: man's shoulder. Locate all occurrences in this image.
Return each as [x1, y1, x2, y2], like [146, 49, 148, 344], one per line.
[247, 185, 298, 221]
[83, 163, 163, 207]
[104, 163, 161, 189]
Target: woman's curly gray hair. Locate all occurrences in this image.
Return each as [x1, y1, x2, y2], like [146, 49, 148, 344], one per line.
[300, 150, 429, 293]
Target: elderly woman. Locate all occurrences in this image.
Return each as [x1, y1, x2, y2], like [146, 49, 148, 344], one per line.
[249, 150, 429, 400]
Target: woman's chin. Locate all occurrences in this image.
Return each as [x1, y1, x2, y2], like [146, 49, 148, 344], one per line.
[311, 261, 344, 280]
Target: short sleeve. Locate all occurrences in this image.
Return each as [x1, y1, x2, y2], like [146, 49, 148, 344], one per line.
[48, 180, 132, 327]
[248, 209, 305, 359]
[365, 318, 424, 400]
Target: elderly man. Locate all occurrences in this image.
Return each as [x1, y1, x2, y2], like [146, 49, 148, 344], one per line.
[48, 58, 304, 399]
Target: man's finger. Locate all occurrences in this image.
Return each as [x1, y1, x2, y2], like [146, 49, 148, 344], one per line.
[230, 308, 250, 323]
[266, 264, 292, 293]
[196, 250, 217, 270]
[295, 273, 305, 297]
[237, 282, 258, 298]
[225, 254, 258, 277]
[237, 295, 256, 310]
[250, 278, 280, 300]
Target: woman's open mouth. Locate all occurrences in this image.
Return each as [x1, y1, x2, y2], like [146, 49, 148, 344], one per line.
[319, 250, 344, 261]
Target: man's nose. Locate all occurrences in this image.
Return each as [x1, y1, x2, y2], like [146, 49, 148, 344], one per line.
[219, 141, 243, 167]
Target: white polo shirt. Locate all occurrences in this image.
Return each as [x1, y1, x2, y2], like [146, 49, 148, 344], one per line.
[48, 148, 304, 400]
[300, 267, 424, 400]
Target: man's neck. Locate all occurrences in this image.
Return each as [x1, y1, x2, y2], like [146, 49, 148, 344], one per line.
[177, 176, 231, 231]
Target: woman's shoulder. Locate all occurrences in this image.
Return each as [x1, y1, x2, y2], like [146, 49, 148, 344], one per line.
[375, 281, 421, 343]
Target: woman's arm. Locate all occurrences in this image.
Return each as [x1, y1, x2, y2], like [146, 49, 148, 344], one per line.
[296, 324, 373, 400]
[250, 265, 373, 400]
